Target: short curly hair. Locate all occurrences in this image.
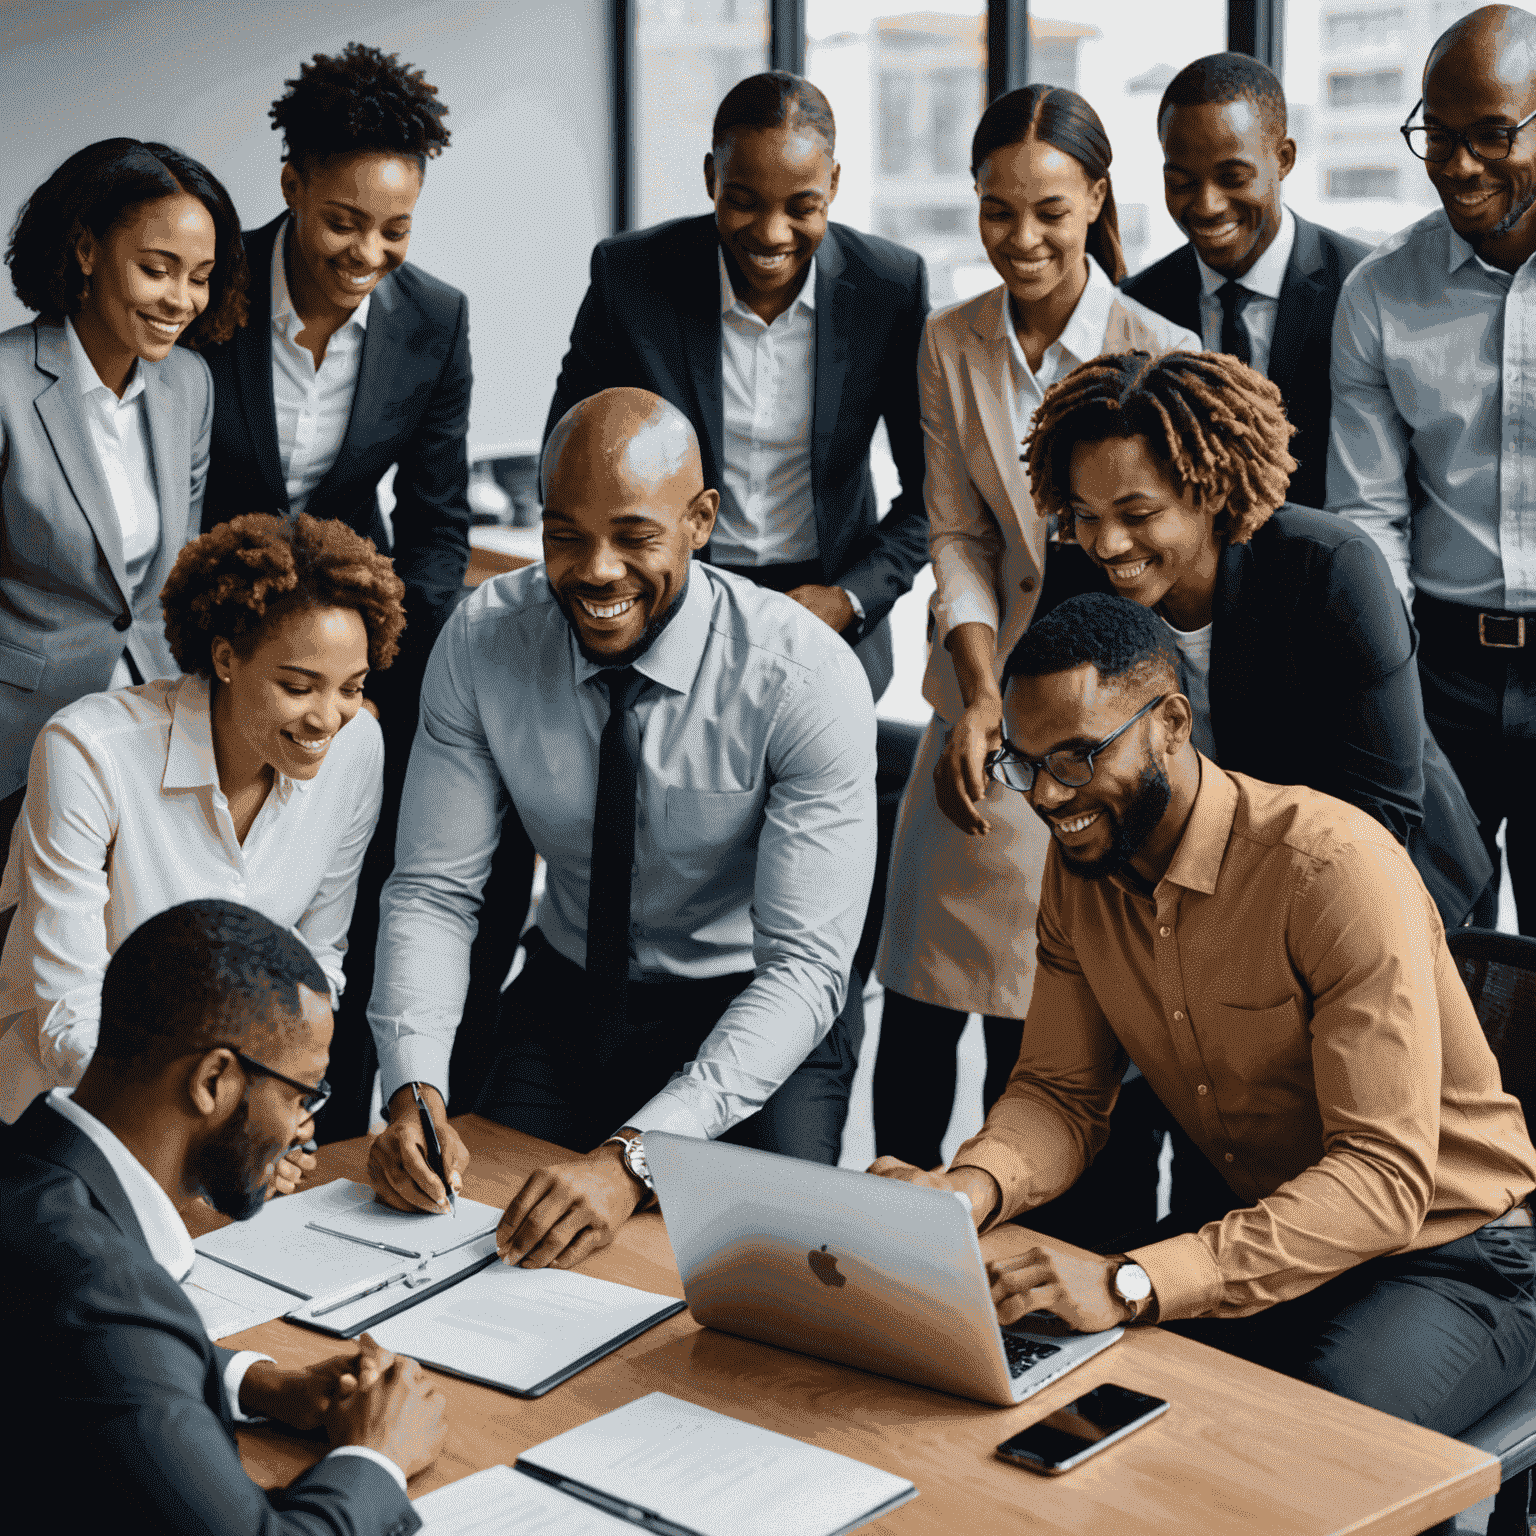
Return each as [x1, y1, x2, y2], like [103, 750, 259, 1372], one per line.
[271, 42, 451, 174]
[6, 137, 248, 345]
[161, 513, 407, 679]
[1023, 350, 1298, 545]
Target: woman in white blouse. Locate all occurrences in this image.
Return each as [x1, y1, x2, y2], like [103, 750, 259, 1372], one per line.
[0, 138, 248, 862]
[873, 86, 1200, 1171]
[0, 512, 404, 1138]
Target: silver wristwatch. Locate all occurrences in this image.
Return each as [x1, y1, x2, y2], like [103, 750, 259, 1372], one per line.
[1112, 1261, 1154, 1322]
[602, 1130, 654, 1193]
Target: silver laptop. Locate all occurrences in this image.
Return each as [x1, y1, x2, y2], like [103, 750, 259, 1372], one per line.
[644, 1131, 1121, 1408]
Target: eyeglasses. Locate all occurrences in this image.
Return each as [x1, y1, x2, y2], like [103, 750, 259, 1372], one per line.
[985, 694, 1167, 795]
[1400, 98, 1536, 163]
[218, 1045, 331, 1116]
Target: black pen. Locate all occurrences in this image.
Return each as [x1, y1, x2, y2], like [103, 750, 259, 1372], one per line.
[414, 1083, 456, 1216]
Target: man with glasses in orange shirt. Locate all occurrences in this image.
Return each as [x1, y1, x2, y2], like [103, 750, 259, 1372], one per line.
[1330, 3, 1536, 933]
[873, 594, 1536, 1434]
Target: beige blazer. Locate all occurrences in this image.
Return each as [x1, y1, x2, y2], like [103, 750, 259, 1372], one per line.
[879, 268, 1200, 1016]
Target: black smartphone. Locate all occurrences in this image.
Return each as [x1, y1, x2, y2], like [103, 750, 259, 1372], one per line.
[996, 1383, 1169, 1475]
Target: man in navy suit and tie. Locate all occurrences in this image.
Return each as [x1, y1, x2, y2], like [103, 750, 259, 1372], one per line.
[545, 71, 929, 985]
[1122, 53, 1370, 512]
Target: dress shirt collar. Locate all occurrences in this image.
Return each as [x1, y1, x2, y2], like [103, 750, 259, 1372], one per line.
[1107, 755, 1234, 901]
[1442, 209, 1532, 281]
[988, 253, 1116, 363]
[162, 673, 306, 800]
[569, 566, 712, 697]
[1195, 205, 1295, 301]
[46, 1087, 196, 1282]
[272, 215, 371, 338]
[718, 246, 817, 318]
[64, 313, 145, 405]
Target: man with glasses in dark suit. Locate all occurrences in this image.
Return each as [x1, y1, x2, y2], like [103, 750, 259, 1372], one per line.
[1330, 3, 1536, 932]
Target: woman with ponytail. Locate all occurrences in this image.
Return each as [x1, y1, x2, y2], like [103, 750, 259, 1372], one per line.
[872, 87, 1200, 1174]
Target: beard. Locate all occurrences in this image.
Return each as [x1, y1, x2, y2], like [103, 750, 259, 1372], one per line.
[1481, 181, 1536, 242]
[1055, 760, 1173, 881]
[556, 574, 689, 669]
[196, 1091, 286, 1222]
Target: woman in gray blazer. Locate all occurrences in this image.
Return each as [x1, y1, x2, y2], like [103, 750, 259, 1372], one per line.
[0, 138, 248, 852]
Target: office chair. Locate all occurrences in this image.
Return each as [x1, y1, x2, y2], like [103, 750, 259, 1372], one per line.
[1448, 928, 1536, 1536]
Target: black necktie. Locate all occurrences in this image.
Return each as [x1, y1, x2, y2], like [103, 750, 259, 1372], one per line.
[1217, 280, 1253, 366]
[585, 667, 646, 1036]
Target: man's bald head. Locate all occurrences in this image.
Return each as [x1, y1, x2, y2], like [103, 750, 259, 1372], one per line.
[1426, 4, 1536, 89]
[540, 388, 719, 668]
[542, 388, 703, 506]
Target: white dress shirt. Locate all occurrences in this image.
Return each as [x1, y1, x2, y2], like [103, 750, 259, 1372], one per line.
[371, 563, 877, 1139]
[1328, 206, 1536, 611]
[43, 1087, 406, 1490]
[1195, 205, 1296, 379]
[712, 251, 819, 566]
[0, 674, 383, 1122]
[65, 317, 162, 687]
[271, 219, 369, 515]
[1002, 251, 1125, 410]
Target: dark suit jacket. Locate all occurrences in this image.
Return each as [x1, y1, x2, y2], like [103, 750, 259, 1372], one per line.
[1036, 506, 1492, 926]
[1121, 214, 1370, 512]
[201, 215, 472, 699]
[1, 1098, 420, 1536]
[544, 215, 930, 702]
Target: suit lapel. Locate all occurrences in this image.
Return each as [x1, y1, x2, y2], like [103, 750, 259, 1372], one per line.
[140, 361, 187, 594]
[234, 216, 287, 509]
[1163, 247, 1205, 337]
[678, 227, 725, 494]
[1269, 216, 1325, 401]
[18, 1098, 151, 1253]
[31, 323, 131, 610]
[811, 228, 852, 553]
[1208, 538, 1251, 753]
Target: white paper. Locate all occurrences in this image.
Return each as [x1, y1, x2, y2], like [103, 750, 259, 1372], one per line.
[413, 1465, 635, 1535]
[290, 1232, 500, 1334]
[193, 1179, 500, 1299]
[366, 1266, 680, 1393]
[297, 1178, 503, 1257]
[181, 1256, 296, 1339]
[518, 1392, 916, 1536]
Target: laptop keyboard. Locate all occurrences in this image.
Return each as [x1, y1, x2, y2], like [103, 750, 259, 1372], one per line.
[1003, 1332, 1063, 1379]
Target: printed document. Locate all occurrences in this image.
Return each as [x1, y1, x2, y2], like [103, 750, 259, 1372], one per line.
[413, 1465, 635, 1534]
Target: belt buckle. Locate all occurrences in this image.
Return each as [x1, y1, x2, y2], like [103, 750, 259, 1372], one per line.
[1478, 612, 1526, 648]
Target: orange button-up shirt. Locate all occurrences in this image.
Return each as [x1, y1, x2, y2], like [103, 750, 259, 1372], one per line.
[953, 761, 1536, 1321]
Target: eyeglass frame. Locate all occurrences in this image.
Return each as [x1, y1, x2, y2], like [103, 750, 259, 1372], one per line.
[1399, 98, 1536, 163]
[985, 693, 1169, 796]
[215, 1044, 332, 1116]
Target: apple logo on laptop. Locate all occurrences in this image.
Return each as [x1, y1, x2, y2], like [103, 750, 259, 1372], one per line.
[808, 1244, 846, 1287]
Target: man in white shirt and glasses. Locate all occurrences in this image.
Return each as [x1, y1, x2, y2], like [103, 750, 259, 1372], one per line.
[1330, 2, 1536, 933]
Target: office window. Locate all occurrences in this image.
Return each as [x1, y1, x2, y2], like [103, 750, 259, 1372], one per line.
[1326, 68, 1403, 109]
[1328, 164, 1400, 197]
[1283, 0, 1450, 248]
[634, 0, 770, 230]
[805, 1, 986, 307]
[1060, 0, 1227, 276]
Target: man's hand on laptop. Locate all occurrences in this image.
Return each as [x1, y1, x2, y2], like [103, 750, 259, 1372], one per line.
[867, 1157, 1001, 1230]
[988, 1246, 1133, 1333]
[367, 1083, 469, 1213]
[496, 1141, 648, 1270]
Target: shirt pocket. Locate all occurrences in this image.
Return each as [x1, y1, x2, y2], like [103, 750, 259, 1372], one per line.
[664, 786, 763, 859]
[0, 640, 46, 692]
[1199, 996, 1313, 1112]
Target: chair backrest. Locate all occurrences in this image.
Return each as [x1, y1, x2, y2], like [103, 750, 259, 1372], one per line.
[1448, 927, 1536, 1135]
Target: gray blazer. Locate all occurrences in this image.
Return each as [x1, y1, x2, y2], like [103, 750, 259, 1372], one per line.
[0, 318, 211, 797]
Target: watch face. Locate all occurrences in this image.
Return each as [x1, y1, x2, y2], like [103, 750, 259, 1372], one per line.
[1116, 1264, 1152, 1302]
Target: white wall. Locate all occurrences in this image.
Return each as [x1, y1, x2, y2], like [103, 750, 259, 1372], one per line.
[0, 0, 611, 449]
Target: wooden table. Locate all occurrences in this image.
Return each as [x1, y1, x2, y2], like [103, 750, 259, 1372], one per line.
[211, 1117, 1498, 1535]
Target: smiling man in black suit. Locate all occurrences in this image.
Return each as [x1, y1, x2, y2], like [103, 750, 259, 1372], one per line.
[546, 71, 930, 986]
[1122, 52, 1369, 511]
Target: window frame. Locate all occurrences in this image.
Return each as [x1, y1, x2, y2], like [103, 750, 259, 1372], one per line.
[613, 0, 1284, 231]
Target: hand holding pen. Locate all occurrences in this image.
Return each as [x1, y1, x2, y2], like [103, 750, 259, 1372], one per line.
[364, 1081, 468, 1214]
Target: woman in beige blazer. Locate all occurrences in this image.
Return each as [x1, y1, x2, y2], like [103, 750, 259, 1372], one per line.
[873, 86, 1199, 1169]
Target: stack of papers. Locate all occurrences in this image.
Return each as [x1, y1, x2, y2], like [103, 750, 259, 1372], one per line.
[180, 1256, 296, 1340]
[413, 1395, 916, 1535]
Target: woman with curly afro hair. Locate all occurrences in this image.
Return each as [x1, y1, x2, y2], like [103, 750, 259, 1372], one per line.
[0, 514, 404, 1159]
[0, 138, 248, 860]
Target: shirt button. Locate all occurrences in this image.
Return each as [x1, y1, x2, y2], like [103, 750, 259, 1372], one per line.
[1019, 576, 1035, 593]
[1224, 1152, 1234, 1163]
[1159, 926, 1171, 937]
[1197, 1084, 1208, 1095]
[1173, 1010, 1184, 1021]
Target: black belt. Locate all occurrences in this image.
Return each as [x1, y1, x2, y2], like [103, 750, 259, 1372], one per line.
[1416, 592, 1530, 651]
